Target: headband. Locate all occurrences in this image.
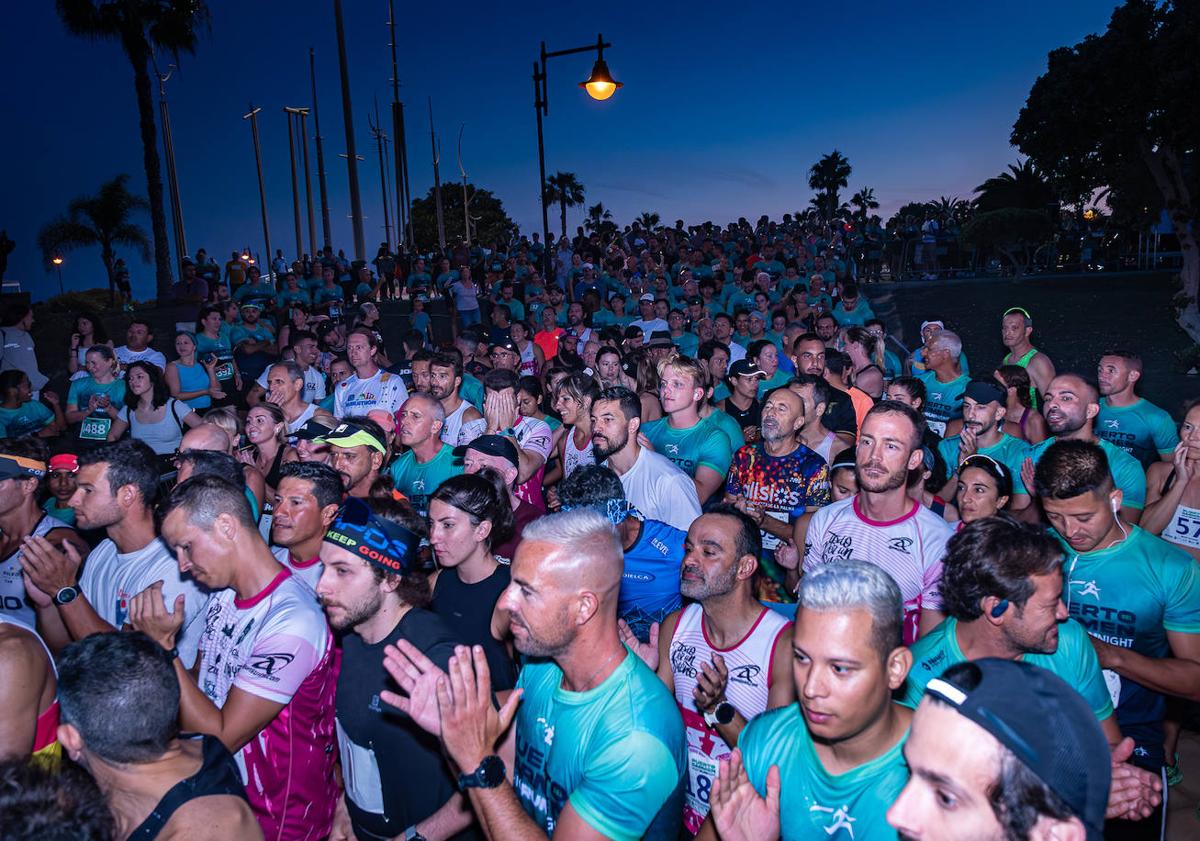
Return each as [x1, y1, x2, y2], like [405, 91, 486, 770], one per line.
[324, 497, 420, 575]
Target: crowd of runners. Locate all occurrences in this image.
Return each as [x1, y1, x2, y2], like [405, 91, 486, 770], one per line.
[0, 216, 1195, 841]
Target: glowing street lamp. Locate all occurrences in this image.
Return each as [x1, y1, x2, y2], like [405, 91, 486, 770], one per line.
[51, 255, 64, 295]
[532, 33, 621, 295]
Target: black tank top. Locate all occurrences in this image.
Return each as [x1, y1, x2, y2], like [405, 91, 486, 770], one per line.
[431, 563, 517, 691]
[127, 736, 248, 841]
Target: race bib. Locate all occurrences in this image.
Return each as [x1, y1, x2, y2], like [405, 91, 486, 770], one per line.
[80, 416, 111, 441]
[1170, 509, 1200, 549]
[683, 750, 718, 834]
[335, 720, 385, 814]
[214, 361, 235, 381]
[1103, 668, 1122, 709]
[761, 510, 787, 550]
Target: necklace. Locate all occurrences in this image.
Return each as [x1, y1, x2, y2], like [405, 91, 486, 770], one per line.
[571, 646, 624, 692]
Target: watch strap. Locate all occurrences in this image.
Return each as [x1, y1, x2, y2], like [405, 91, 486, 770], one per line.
[52, 585, 79, 606]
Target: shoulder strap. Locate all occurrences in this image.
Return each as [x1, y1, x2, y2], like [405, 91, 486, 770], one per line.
[170, 399, 185, 431]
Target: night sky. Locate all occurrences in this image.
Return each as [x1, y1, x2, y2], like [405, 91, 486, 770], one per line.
[1, 1, 1120, 300]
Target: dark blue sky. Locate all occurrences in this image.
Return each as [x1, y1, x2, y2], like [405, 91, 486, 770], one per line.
[1, 1, 1119, 300]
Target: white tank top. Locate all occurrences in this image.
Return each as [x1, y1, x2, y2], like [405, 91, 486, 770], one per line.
[286, 402, 318, 437]
[0, 515, 72, 626]
[518, 341, 537, 376]
[669, 602, 791, 833]
[1164, 503, 1200, 551]
[440, 399, 471, 446]
[813, 429, 838, 464]
[562, 426, 595, 478]
[0, 613, 56, 676]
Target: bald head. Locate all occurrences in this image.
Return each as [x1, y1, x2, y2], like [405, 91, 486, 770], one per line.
[520, 509, 623, 597]
[1047, 373, 1098, 403]
[180, 423, 231, 454]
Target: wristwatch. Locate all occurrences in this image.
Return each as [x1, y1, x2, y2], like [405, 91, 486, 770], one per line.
[704, 701, 736, 728]
[402, 827, 427, 841]
[458, 755, 506, 791]
[53, 585, 80, 606]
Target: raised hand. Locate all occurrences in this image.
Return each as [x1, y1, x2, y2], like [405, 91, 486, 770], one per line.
[774, 540, 800, 571]
[710, 749, 781, 841]
[20, 535, 83, 598]
[437, 645, 523, 772]
[380, 638, 447, 737]
[694, 653, 729, 713]
[1020, 457, 1036, 497]
[1105, 737, 1162, 820]
[618, 619, 660, 670]
[128, 580, 185, 648]
[1172, 441, 1193, 485]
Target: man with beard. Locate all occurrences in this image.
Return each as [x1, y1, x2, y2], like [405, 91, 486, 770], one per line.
[334, 328, 409, 419]
[712, 314, 747, 363]
[322, 418, 389, 499]
[591, 386, 701, 532]
[1015, 374, 1146, 524]
[625, 507, 794, 834]
[430, 352, 483, 447]
[1096, 349, 1179, 469]
[935, 380, 1030, 509]
[248, 330, 327, 408]
[700, 560, 913, 841]
[379, 509, 687, 840]
[318, 497, 481, 841]
[410, 348, 435, 396]
[726, 387, 830, 599]
[792, 334, 857, 439]
[888, 660, 1110, 841]
[1035, 440, 1200, 835]
[801, 401, 953, 643]
[269, 462, 343, 591]
[390, 394, 460, 517]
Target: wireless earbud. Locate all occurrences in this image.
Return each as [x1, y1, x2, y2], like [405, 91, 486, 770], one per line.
[990, 599, 1009, 618]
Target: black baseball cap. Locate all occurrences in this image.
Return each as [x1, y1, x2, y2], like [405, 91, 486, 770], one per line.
[923, 659, 1110, 840]
[293, 418, 335, 441]
[453, 434, 519, 469]
[729, 359, 766, 379]
[959, 379, 1006, 406]
[489, 338, 519, 355]
[646, 330, 674, 349]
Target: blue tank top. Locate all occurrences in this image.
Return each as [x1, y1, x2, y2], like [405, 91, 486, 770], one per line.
[619, 518, 687, 642]
[173, 361, 212, 410]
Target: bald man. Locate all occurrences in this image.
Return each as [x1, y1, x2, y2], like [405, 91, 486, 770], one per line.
[381, 509, 687, 841]
[1016, 373, 1147, 524]
[177, 424, 267, 518]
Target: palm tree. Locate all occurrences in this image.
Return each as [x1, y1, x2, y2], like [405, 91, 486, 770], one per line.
[973, 160, 1057, 213]
[808, 150, 853, 221]
[637, 211, 660, 230]
[56, 0, 210, 300]
[850, 188, 880, 223]
[584, 202, 614, 236]
[38, 174, 151, 304]
[542, 171, 586, 238]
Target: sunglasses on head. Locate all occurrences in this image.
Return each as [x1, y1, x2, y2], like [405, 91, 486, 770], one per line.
[1003, 306, 1031, 320]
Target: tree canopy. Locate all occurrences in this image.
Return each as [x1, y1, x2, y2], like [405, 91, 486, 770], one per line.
[410, 183, 516, 249]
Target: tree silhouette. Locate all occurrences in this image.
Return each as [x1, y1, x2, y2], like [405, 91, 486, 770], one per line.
[411, 183, 516, 249]
[37, 174, 151, 304]
[542, 172, 586, 239]
[850, 188, 879, 223]
[808, 150, 852, 221]
[584, 202, 616, 237]
[637, 211, 660, 230]
[973, 161, 1057, 213]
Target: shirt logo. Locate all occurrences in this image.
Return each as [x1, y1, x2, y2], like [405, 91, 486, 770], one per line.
[728, 663, 762, 687]
[1103, 419, 1120, 429]
[667, 444, 680, 455]
[810, 804, 857, 837]
[887, 537, 913, 554]
[1071, 579, 1102, 600]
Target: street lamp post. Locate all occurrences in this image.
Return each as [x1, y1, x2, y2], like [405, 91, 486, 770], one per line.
[52, 255, 64, 295]
[242, 104, 273, 278]
[532, 33, 621, 295]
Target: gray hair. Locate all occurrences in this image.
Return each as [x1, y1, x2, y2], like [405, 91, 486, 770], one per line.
[271, 359, 305, 387]
[408, 392, 446, 423]
[521, 508, 622, 563]
[796, 560, 904, 659]
[929, 329, 963, 359]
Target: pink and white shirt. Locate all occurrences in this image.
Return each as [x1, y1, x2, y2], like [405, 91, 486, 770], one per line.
[669, 603, 790, 834]
[196, 568, 339, 840]
[803, 495, 953, 644]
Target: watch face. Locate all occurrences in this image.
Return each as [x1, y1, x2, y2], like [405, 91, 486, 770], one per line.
[715, 702, 736, 725]
[54, 586, 78, 605]
[479, 755, 506, 787]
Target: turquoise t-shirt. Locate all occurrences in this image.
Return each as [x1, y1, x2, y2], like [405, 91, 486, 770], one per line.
[913, 369, 971, 437]
[513, 652, 685, 841]
[672, 332, 699, 358]
[1058, 526, 1200, 765]
[901, 617, 1113, 722]
[461, 373, 485, 411]
[230, 323, 274, 348]
[938, 433, 1029, 483]
[832, 300, 875, 327]
[0, 401, 53, 437]
[756, 369, 792, 400]
[42, 498, 76, 527]
[233, 281, 276, 306]
[705, 409, 746, 450]
[740, 703, 909, 841]
[642, 415, 734, 479]
[1096, 398, 1179, 470]
[407, 271, 432, 289]
[66, 377, 126, 411]
[276, 289, 311, 309]
[387, 444, 461, 516]
[1015, 436, 1147, 509]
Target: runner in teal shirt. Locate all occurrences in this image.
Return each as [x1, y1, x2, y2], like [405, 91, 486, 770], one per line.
[388, 443, 460, 517]
[642, 415, 733, 481]
[914, 368, 970, 437]
[739, 704, 909, 841]
[1097, 397, 1179, 470]
[513, 653, 685, 840]
[902, 617, 1113, 722]
[1015, 436, 1146, 510]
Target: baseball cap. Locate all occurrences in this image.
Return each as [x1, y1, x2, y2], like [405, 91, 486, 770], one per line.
[0, 454, 46, 480]
[294, 418, 335, 441]
[729, 359, 766, 379]
[924, 659, 1110, 840]
[318, 421, 388, 454]
[686, 295, 703, 306]
[239, 301, 263, 311]
[638, 292, 655, 303]
[489, 338, 519, 355]
[645, 330, 674, 349]
[48, 453, 79, 473]
[959, 379, 1006, 406]
[919, 319, 945, 333]
[748, 310, 767, 324]
[453, 434, 518, 469]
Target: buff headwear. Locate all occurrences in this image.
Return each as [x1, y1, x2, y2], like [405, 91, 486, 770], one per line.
[323, 497, 420, 575]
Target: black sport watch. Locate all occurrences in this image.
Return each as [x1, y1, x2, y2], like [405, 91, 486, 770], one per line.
[53, 585, 80, 606]
[704, 701, 736, 727]
[458, 755, 506, 791]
